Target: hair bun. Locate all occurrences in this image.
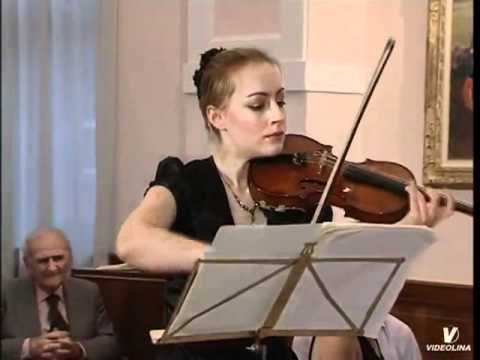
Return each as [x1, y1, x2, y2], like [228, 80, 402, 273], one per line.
[193, 47, 226, 99]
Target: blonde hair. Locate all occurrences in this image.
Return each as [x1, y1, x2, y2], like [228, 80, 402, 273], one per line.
[193, 47, 280, 135]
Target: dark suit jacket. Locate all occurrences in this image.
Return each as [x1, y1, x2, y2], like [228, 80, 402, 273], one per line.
[1, 276, 122, 360]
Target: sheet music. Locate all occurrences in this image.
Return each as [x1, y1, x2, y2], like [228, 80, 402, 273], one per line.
[167, 262, 291, 335]
[209, 223, 324, 259]
[161, 223, 436, 342]
[210, 222, 433, 259]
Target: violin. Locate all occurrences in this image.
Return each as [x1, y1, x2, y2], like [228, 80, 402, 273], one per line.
[248, 134, 473, 223]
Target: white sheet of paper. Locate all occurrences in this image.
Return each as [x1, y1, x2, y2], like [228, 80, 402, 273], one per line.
[164, 223, 435, 340]
[167, 261, 291, 335]
[209, 223, 322, 259]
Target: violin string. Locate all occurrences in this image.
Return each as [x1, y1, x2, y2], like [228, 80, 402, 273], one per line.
[296, 151, 462, 207]
[299, 152, 413, 184]
[299, 154, 409, 185]
[296, 152, 454, 202]
[303, 154, 468, 209]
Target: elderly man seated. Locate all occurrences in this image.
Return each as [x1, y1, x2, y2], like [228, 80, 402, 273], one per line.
[2, 226, 122, 360]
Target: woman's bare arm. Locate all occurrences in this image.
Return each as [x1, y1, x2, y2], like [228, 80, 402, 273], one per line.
[311, 336, 363, 360]
[116, 186, 208, 273]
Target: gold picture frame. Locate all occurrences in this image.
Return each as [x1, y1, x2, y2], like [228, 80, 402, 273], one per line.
[423, 0, 473, 188]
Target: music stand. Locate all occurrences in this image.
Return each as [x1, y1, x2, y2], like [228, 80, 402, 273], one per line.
[152, 223, 435, 352]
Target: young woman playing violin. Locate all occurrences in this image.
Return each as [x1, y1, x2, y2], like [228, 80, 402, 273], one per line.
[116, 47, 454, 360]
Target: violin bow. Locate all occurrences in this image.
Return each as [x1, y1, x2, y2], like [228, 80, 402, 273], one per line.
[311, 38, 396, 224]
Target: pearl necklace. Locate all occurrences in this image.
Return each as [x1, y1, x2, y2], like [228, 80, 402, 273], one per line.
[221, 176, 259, 224]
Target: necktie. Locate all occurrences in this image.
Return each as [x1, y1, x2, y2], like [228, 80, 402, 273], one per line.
[46, 293, 70, 332]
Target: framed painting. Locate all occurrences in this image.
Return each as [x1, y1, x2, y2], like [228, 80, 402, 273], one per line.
[423, 0, 473, 188]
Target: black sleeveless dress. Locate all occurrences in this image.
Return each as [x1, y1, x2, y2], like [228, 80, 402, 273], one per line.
[147, 156, 380, 360]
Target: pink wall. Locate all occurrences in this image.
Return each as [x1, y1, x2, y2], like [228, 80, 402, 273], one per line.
[304, 0, 472, 284]
[115, 0, 187, 228]
[214, 0, 280, 36]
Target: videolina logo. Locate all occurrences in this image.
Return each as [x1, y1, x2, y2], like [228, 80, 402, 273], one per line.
[426, 326, 471, 352]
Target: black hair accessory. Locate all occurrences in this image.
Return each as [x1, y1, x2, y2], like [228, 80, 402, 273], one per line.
[193, 47, 226, 99]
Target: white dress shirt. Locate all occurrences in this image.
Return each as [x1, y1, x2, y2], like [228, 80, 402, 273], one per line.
[20, 286, 86, 359]
[376, 315, 422, 360]
[292, 315, 422, 360]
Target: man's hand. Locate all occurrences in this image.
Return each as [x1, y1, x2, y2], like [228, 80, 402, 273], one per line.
[29, 331, 83, 359]
[29, 331, 65, 359]
[52, 335, 84, 360]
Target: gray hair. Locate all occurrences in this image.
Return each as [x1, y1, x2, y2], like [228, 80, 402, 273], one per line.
[23, 226, 71, 259]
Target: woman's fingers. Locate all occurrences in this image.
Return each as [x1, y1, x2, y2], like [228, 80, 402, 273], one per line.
[401, 183, 454, 227]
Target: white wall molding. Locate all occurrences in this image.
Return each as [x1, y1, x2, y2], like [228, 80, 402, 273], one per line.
[183, 60, 367, 94]
[303, 61, 368, 94]
[187, 0, 304, 60]
[94, 0, 118, 266]
[184, 0, 367, 95]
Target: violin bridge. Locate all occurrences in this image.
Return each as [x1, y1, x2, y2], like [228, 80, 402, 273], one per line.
[317, 150, 329, 174]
